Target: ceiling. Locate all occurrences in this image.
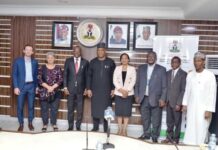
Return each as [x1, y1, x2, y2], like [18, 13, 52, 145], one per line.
[0, 0, 217, 20]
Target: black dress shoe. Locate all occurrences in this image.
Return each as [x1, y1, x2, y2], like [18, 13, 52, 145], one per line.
[53, 126, 58, 131]
[68, 127, 73, 131]
[76, 127, 81, 131]
[152, 137, 158, 143]
[17, 125, 24, 132]
[91, 128, 99, 132]
[42, 127, 47, 132]
[28, 123, 34, 131]
[138, 134, 150, 140]
[174, 139, 179, 144]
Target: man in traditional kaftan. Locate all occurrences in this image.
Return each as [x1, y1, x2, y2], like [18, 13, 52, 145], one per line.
[182, 52, 217, 145]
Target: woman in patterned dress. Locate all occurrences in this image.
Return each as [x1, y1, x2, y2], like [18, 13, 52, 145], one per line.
[38, 52, 63, 132]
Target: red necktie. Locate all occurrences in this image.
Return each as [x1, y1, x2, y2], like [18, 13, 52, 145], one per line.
[75, 58, 79, 74]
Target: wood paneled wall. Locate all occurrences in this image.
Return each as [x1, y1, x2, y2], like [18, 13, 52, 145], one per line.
[11, 16, 36, 116]
[0, 16, 218, 125]
[181, 20, 218, 55]
[0, 17, 12, 115]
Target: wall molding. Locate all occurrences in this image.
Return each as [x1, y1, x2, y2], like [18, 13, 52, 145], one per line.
[0, 5, 184, 19]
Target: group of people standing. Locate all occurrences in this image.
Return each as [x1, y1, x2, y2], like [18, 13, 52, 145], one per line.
[12, 43, 217, 146]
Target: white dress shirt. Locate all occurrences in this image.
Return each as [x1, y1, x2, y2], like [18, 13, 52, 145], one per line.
[172, 67, 179, 77]
[24, 57, 33, 82]
[145, 64, 155, 96]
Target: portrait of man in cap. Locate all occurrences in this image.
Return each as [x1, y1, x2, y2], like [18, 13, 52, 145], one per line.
[110, 26, 126, 45]
[134, 23, 157, 50]
[53, 22, 73, 49]
[107, 23, 129, 50]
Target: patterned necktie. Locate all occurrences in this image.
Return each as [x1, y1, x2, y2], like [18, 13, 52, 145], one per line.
[75, 58, 79, 74]
[171, 70, 175, 83]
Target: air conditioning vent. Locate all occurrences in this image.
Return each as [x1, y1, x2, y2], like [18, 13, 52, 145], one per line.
[206, 55, 218, 75]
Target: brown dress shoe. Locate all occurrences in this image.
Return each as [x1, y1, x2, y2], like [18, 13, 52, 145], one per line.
[28, 123, 34, 131]
[161, 139, 170, 144]
[17, 125, 24, 132]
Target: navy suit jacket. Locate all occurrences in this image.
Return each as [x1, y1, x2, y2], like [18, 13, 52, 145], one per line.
[135, 64, 167, 106]
[12, 57, 38, 90]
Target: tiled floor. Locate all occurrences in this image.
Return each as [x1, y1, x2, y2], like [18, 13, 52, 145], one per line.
[0, 115, 143, 138]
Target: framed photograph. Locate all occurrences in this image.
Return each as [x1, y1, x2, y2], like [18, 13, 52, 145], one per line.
[133, 22, 157, 50]
[76, 20, 103, 47]
[106, 22, 130, 50]
[52, 21, 73, 49]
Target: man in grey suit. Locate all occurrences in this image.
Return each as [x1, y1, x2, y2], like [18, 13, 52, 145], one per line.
[135, 51, 167, 143]
[162, 56, 187, 144]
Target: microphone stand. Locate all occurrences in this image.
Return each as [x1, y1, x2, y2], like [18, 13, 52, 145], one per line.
[168, 137, 179, 150]
[103, 119, 115, 149]
[82, 119, 95, 150]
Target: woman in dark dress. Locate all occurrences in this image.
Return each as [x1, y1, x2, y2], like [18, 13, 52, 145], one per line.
[113, 53, 136, 136]
[38, 52, 63, 132]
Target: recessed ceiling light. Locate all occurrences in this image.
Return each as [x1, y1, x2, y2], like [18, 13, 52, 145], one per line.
[182, 26, 196, 32]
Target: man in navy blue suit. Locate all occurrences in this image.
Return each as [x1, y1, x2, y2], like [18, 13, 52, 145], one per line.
[12, 45, 38, 132]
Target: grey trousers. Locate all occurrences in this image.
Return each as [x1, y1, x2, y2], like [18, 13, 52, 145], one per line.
[140, 96, 163, 138]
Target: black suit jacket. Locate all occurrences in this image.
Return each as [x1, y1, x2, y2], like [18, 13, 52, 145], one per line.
[64, 57, 89, 94]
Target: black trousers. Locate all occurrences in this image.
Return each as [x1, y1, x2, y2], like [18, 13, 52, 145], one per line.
[40, 92, 61, 125]
[67, 93, 84, 129]
[93, 117, 108, 132]
[140, 96, 162, 139]
[166, 104, 182, 141]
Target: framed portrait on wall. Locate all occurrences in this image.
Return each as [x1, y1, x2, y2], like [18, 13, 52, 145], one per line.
[106, 22, 130, 50]
[133, 22, 157, 50]
[76, 20, 103, 47]
[52, 21, 73, 49]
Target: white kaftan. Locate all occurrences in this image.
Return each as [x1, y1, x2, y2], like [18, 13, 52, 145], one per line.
[182, 69, 217, 145]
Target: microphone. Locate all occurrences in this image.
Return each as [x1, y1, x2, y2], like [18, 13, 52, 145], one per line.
[104, 106, 115, 123]
[103, 106, 115, 149]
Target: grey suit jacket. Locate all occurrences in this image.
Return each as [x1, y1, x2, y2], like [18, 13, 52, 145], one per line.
[135, 64, 167, 107]
[166, 68, 187, 107]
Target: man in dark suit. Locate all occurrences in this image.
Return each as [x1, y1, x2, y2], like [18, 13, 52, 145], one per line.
[64, 46, 89, 131]
[12, 45, 38, 132]
[161, 56, 187, 144]
[135, 51, 167, 143]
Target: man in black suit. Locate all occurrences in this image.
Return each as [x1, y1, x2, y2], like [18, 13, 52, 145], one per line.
[162, 56, 187, 144]
[64, 46, 89, 131]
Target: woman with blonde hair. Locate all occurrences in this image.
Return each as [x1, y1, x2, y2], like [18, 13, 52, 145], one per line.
[38, 52, 63, 132]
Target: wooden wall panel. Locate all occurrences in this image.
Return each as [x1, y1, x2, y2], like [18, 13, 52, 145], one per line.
[10, 16, 36, 117]
[181, 20, 218, 54]
[0, 17, 12, 116]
